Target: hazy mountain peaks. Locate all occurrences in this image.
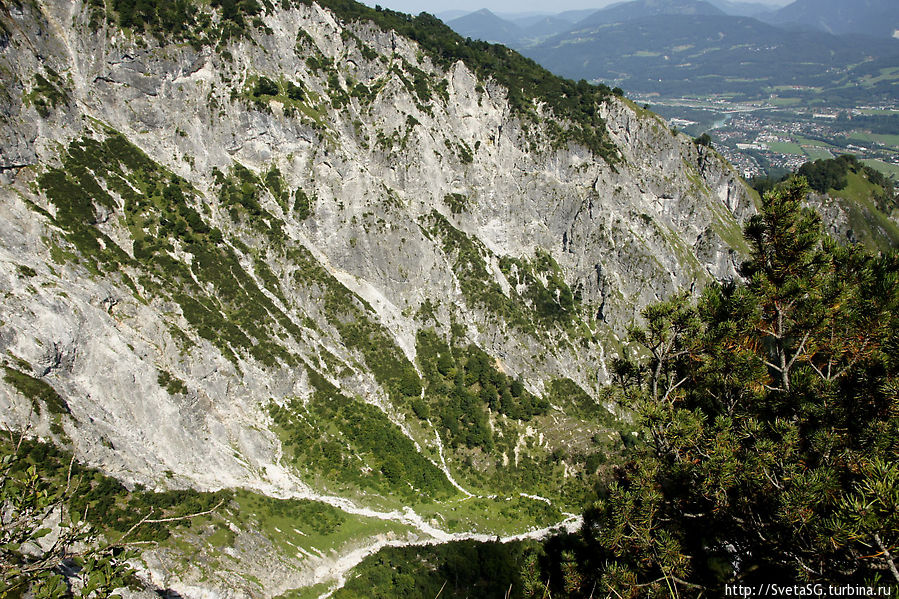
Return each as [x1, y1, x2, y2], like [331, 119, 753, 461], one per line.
[447, 8, 525, 44]
[769, 0, 899, 38]
[578, 0, 725, 27]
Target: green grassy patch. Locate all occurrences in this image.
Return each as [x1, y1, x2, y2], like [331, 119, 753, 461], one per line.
[794, 136, 839, 149]
[229, 490, 411, 557]
[709, 200, 752, 255]
[269, 366, 453, 504]
[830, 172, 899, 251]
[802, 146, 834, 160]
[416, 495, 561, 536]
[275, 582, 334, 599]
[332, 539, 538, 599]
[863, 159, 899, 180]
[769, 97, 802, 107]
[858, 66, 899, 87]
[766, 141, 805, 155]
[846, 131, 899, 148]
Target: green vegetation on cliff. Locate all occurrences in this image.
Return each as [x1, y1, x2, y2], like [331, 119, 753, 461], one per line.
[37, 131, 305, 367]
[91, 0, 618, 161]
[516, 178, 899, 596]
[412, 327, 632, 511]
[333, 540, 538, 599]
[423, 211, 584, 337]
[270, 365, 453, 503]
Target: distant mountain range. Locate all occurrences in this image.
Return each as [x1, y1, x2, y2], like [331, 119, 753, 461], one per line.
[523, 13, 899, 99]
[443, 0, 899, 103]
[708, 0, 779, 18]
[446, 0, 898, 43]
[576, 0, 724, 28]
[445, 9, 591, 45]
[445, 9, 525, 45]
[764, 0, 899, 38]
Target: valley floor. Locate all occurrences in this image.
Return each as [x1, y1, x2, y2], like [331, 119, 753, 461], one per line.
[642, 95, 899, 181]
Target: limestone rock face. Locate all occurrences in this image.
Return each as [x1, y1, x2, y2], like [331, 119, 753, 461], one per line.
[0, 1, 755, 595]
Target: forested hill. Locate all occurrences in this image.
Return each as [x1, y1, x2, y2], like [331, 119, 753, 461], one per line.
[767, 0, 899, 38]
[751, 154, 899, 252]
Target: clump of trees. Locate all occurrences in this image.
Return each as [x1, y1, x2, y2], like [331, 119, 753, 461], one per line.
[416, 329, 550, 452]
[798, 153, 856, 193]
[521, 177, 898, 596]
[693, 132, 712, 147]
[755, 154, 894, 196]
[1, 438, 124, 597]
[592, 178, 897, 593]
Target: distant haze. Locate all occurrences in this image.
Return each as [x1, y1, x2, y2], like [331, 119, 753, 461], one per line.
[359, 0, 790, 16]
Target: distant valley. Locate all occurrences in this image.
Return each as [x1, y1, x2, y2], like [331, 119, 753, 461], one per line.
[442, 0, 899, 180]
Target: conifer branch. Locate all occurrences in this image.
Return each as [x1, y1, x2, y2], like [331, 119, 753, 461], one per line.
[874, 534, 899, 583]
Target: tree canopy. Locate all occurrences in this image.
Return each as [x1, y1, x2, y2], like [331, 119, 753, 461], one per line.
[550, 177, 899, 596]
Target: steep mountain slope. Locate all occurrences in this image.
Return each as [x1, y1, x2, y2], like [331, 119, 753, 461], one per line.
[518, 16, 574, 41]
[764, 156, 899, 251]
[557, 9, 603, 22]
[0, 0, 753, 595]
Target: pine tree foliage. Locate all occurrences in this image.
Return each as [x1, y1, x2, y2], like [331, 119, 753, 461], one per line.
[0, 434, 225, 598]
[0, 436, 133, 598]
[572, 178, 899, 595]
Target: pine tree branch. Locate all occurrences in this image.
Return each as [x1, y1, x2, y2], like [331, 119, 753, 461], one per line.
[763, 469, 783, 490]
[829, 337, 872, 381]
[634, 575, 705, 590]
[661, 376, 689, 403]
[112, 498, 225, 547]
[785, 330, 811, 373]
[874, 533, 899, 583]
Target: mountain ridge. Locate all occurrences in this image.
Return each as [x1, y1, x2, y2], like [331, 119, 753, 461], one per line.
[447, 8, 525, 45]
[578, 0, 725, 27]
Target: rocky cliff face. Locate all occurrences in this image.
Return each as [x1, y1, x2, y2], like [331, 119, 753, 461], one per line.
[0, 0, 755, 595]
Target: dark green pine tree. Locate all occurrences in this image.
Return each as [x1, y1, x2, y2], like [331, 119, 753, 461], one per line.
[571, 178, 899, 596]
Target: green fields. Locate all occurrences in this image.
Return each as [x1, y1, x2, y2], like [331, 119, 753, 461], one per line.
[847, 131, 899, 147]
[803, 146, 834, 160]
[766, 141, 805, 155]
[864, 159, 899, 179]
